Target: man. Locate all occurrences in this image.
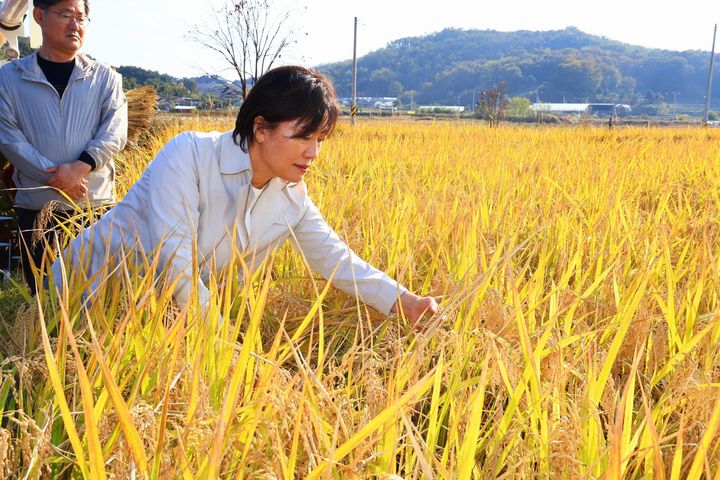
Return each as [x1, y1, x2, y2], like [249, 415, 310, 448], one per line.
[0, 0, 127, 293]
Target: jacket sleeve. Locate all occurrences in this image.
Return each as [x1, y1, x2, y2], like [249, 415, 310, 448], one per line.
[0, 86, 54, 182]
[146, 134, 210, 308]
[83, 69, 128, 171]
[290, 198, 408, 315]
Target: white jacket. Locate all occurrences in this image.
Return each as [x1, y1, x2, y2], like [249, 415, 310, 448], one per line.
[54, 131, 407, 315]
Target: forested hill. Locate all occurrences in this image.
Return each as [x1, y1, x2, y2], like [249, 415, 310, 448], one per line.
[317, 27, 719, 106]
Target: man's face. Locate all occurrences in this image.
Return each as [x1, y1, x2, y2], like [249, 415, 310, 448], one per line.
[34, 0, 87, 59]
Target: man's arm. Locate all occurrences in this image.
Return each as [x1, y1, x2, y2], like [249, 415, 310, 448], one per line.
[82, 69, 128, 171]
[0, 88, 55, 182]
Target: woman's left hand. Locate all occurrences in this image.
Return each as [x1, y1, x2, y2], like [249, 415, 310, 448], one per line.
[391, 292, 439, 326]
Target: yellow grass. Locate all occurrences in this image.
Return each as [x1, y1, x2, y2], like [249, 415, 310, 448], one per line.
[1, 117, 720, 478]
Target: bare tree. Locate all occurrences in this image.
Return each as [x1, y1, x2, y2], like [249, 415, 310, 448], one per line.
[190, 0, 296, 100]
[477, 81, 508, 127]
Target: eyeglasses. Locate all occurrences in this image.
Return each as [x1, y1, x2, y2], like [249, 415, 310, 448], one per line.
[47, 9, 90, 25]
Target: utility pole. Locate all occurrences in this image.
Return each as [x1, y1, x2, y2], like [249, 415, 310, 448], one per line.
[703, 24, 717, 126]
[351, 17, 358, 126]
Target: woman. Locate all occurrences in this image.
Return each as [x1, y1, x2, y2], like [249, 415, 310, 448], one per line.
[52, 66, 437, 323]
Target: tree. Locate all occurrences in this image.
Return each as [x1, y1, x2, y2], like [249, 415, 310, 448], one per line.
[548, 58, 602, 100]
[368, 67, 397, 93]
[477, 81, 508, 127]
[506, 96, 531, 118]
[388, 81, 404, 97]
[182, 78, 200, 95]
[190, 0, 296, 100]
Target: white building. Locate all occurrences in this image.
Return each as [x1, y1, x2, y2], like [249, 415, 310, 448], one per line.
[530, 103, 631, 116]
[416, 105, 466, 113]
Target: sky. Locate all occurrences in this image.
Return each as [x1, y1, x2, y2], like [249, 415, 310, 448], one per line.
[63, 0, 720, 78]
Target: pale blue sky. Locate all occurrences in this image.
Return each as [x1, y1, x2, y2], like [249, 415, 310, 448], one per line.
[77, 0, 720, 78]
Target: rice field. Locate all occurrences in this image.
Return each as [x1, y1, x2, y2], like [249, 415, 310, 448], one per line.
[1, 118, 720, 479]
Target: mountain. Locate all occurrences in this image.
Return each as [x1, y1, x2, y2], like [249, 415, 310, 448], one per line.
[117, 67, 242, 98]
[316, 27, 719, 107]
[117, 66, 196, 97]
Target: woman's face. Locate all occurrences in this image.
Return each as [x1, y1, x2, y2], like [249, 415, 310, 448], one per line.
[250, 119, 326, 187]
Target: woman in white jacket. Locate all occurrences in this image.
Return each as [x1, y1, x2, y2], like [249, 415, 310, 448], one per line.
[53, 65, 437, 322]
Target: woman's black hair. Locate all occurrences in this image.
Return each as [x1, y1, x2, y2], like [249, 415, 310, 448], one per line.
[34, 0, 90, 15]
[233, 65, 340, 152]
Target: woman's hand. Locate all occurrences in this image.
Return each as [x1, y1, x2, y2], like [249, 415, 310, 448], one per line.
[391, 291, 438, 326]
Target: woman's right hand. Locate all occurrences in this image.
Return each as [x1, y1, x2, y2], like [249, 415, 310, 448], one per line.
[391, 291, 439, 326]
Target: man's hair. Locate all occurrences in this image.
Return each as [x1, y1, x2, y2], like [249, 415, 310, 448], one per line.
[233, 65, 340, 152]
[33, 0, 90, 15]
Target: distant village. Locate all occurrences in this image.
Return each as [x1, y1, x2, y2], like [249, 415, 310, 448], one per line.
[161, 93, 720, 126]
[141, 70, 716, 125]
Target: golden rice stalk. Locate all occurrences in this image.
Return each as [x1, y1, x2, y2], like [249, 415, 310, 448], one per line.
[86, 313, 148, 474]
[607, 346, 643, 479]
[36, 301, 91, 479]
[31, 201, 60, 246]
[57, 301, 107, 480]
[306, 367, 438, 479]
[686, 390, 720, 480]
[457, 357, 490, 480]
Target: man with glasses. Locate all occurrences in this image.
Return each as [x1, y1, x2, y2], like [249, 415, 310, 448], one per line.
[0, 0, 127, 294]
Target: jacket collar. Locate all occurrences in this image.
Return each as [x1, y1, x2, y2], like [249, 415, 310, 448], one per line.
[247, 176, 292, 245]
[216, 132, 303, 246]
[217, 131, 291, 191]
[15, 51, 96, 83]
[218, 131, 252, 174]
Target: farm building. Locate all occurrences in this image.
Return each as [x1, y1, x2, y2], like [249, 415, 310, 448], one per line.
[172, 105, 198, 113]
[416, 105, 466, 113]
[531, 103, 631, 116]
[339, 97, 398, 108]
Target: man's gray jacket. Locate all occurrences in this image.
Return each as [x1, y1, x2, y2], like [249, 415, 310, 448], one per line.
[0, 52, 128, 210]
